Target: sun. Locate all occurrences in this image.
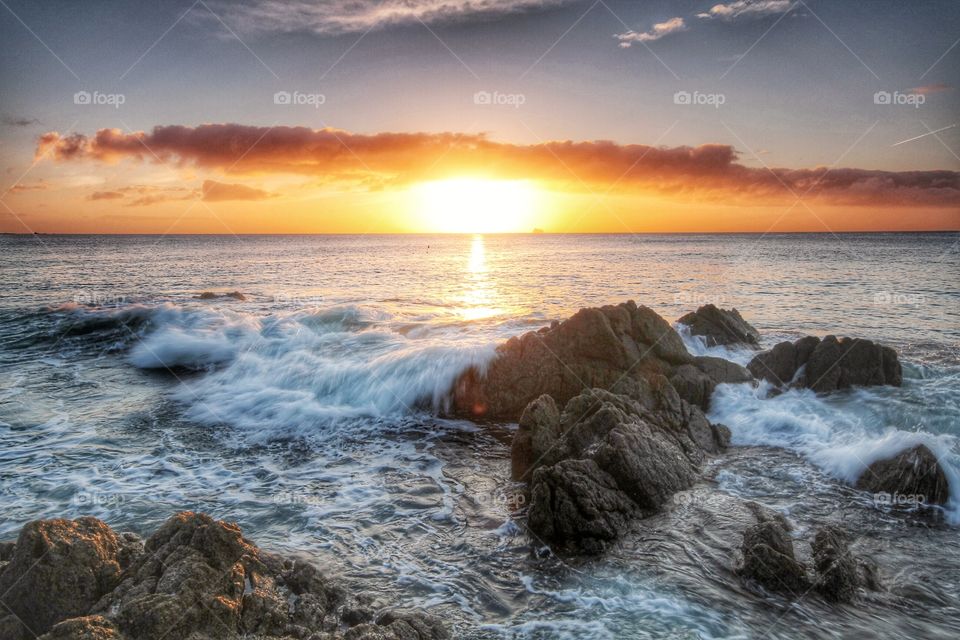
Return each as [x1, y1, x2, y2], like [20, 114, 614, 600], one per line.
[413, 178, 539, 233]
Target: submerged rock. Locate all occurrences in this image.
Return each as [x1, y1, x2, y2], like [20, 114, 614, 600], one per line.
[0, 512, 447, 640]
[196, 290, 247, 301]
[748, 335, 901, 391]
[854, 445, 950, 506]
[812, 526, 865, 602]
[452, 300, 693, 420]
[677, 304, 761, 348]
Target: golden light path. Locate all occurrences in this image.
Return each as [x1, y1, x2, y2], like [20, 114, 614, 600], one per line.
[413, 178, 539, 233]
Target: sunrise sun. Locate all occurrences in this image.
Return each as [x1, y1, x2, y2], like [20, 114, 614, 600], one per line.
[414, 178, 539, 233]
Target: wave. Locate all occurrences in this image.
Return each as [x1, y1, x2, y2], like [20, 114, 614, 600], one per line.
[674, 323, 756, 366]
[708, 376, 960, 524]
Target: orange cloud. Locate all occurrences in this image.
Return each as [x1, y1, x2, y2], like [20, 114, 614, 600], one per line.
[201, 180, 273, 202]
[36, 124, 960, 207]
[87, 190, 124, 201]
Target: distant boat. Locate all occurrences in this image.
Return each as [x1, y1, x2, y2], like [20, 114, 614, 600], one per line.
[532, 228, 545, 234]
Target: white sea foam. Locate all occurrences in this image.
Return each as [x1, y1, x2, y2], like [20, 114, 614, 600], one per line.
[709, 379, 960, 523]
[674, 322, 756, 365]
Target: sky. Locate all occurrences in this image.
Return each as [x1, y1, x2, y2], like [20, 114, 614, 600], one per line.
[1, 0, 958, 233]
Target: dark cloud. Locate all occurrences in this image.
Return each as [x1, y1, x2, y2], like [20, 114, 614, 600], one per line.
[87, 191, 125, 201]
[2, 116, 41, 127]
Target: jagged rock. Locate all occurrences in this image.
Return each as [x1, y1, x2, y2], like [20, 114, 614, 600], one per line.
[1, 513, 447, 640]
[511, 394, 561, 481]
[748, 335, 901, 391]
[0, 517, 125, 635]
[196, 291, 246, 301]
[452, 301, 692, 419]
[38, 616, 124, 640]
[521, 382, 727, 554]
[670, 356, 753, 410]
[677, 304, 761, 347]
[812, 526, 862, 602]
[854, 445, 950, 506]
[738, 511, 809, 595]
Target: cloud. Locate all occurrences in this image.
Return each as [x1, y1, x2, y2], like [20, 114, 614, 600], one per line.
[36, 124, 960, 207]
[87, 190, 124, 201]
[2, 116, 40, 127]
[909, 83, 952, 95]
[7, 180, 48, 193]
[616, 17, 687, 48]
[201, 180, 272, 201]
[697, 0, 797, 20]
[211, 0, 575, 35]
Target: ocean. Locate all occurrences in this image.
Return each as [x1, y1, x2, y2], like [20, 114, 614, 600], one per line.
[1, 232, 958, 638]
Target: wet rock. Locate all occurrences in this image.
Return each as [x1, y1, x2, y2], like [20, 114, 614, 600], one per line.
[748, 335, 901, 391]
[812, 526, 862, 602]
[0, 517, 125, 635]
[37, 615, 123, 640]
[854, 445, 950, 506]
[196, 291, 247, 301]
[452, 300, 692, 420]
[522, 384, 725, 553]
[677, 304, 761, 347]
[671, 356, 753, 410]
[344, 610, 450, 639]
[738, 512, 809, 595]
[511, 394, 561, 481]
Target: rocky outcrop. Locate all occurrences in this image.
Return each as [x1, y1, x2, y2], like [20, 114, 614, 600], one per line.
[854, 445, 950, 506]
[0, 517, 128, 636]
[197, 291, 246, 301]
[0, 513, 447, 640]
[738, 510, 809, 595]
[452, 300, 693, 420]
[677, 304, 761, 348]
[670, 355, 753, 410]
[738, 511, 882, 602]
[748, 335, 902, 392]
[520, 376, 729, 554]
[812, 526, 870, 603]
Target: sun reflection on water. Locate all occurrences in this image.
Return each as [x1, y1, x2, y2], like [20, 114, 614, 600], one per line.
[461, 235, 501, 320]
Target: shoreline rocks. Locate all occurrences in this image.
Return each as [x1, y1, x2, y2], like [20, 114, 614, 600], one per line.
[677, 304, 761, 348]
[748, 335, 902, 392]
[0, 512, 448, 640]
[854, 445, 950, 506]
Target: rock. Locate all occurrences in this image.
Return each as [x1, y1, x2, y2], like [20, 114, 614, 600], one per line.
[344, 610, 450, 640]
[511, 394, 561, 481]
[677, 304, 761, 348]
[671, 356, 753, 410]
[854, 445, 950, 506]
[748, 335, 901, 391]
[0, 517, 124, 635]
[812, 526, 861, 602]
[452, 301, 692, 419]
[521, 384, 725, 553]
[738, 512, 809, 595]
[196, 291, 246, 301]
[528, 459, 638, 554]
[37, 616, 123, 640]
